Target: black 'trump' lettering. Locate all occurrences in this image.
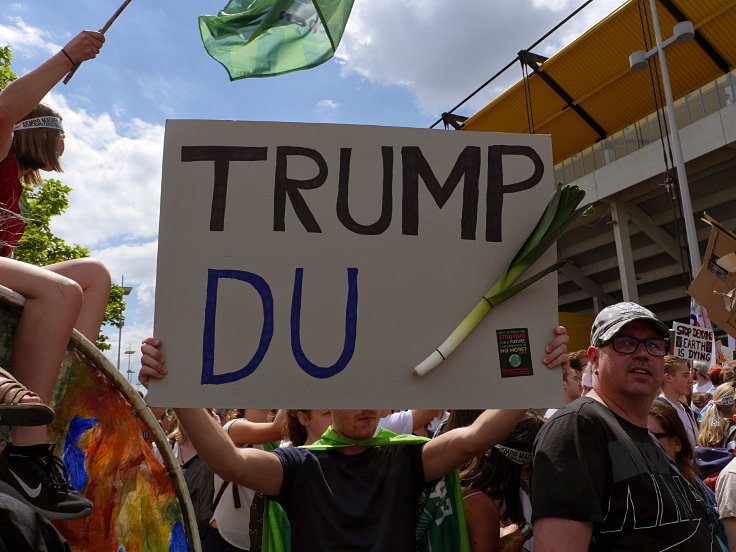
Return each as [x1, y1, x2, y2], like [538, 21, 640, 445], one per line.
[401, 145, 480, 240]
[181, 146, 268, 231]
[486, 145, 544, 242]
[336, 147, 393, 235]
[274, 146, 327, 233]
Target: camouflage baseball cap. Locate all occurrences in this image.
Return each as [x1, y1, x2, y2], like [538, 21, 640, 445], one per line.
[590, 302, 669, 346]
[693, 361, 710, 377]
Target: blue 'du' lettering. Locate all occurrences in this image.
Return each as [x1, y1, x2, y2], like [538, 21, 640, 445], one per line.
[201, 267, 358, 383]
[291, 267, 359, 379]
[202, 269, 274, 384]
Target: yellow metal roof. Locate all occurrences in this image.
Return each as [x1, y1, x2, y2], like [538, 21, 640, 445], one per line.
[463, 0, 736, 164]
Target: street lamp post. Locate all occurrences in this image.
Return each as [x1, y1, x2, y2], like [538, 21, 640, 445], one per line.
[628, 6, 701, 275]
[116, 275, 133, 372]
[124, 347, 135, 383]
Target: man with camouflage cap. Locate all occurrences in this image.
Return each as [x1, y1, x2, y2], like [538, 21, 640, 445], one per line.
[530, 302, 717, 551]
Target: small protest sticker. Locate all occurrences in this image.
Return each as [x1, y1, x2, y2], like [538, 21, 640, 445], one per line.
[497, 328, 533, 378]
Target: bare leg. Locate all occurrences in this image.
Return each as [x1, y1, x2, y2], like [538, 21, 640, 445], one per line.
[44, 258, 111, 342]
[0, 257, 83, 446]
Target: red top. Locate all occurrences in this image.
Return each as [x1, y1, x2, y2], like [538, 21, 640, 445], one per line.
[0, 151, 26, 257]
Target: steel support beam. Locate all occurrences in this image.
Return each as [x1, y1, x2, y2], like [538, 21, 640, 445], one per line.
[559, 263, 618, 307]
[625, 203, 683, 263]
[518, 50, 607, 139]
[658, 0, 731, 73]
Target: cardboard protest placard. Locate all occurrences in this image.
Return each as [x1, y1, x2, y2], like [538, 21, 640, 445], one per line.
[150, 120, 563, 408]
[716, 341, 734, 365]
[689, 214, 736, 340]
[672, 322, 714, 364]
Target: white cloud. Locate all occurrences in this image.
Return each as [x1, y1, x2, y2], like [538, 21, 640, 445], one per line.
[95, 240, 158, 371]
[27, 95, 165, 373]
[95, 240, 158, 317]
[43, 93, 164, 249]
[336, 0, 626, 117]
[314, 99, 341, 122]
[317, 99, 339, 110]
[531, 0, 575, 10]
[0, 16, 59, 57]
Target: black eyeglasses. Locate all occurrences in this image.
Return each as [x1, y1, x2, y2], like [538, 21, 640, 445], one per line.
[651, 431, 674, 440]
[604, 336, 670, 357]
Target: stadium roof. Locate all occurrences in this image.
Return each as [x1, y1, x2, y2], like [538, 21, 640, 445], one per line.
[462, 0, 736, 164]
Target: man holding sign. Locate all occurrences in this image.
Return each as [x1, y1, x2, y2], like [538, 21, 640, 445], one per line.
[139, 328, 569, 551]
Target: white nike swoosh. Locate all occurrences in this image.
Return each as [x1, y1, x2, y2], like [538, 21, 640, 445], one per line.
[8, 468, 42, 498]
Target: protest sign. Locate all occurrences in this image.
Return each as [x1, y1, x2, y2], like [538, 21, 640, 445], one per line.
[673, 322, 714, 364]
[150, 120, 562, 408]
[688, 214, 736, 340]
[716, 341, 734, 364]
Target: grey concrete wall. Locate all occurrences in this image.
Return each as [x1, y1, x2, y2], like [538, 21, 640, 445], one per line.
[570, 101, 736, 199]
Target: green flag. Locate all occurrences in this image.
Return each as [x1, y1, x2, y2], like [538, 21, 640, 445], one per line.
[199, 0, 355, 80]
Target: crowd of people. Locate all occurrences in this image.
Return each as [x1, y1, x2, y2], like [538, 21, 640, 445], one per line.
[0, 25, 735, 552]
[132, 303, 736, 552]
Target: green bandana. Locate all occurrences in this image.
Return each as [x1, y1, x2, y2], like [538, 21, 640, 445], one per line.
[303, 426, 429, 450]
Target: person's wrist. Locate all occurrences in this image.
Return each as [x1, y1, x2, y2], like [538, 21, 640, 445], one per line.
[60, 48, 76, 67]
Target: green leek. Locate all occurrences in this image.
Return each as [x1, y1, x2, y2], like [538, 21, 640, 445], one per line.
[413, 185, 591, 376]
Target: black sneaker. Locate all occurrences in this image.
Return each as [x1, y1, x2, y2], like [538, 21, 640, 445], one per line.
[0, 443, 93, 520]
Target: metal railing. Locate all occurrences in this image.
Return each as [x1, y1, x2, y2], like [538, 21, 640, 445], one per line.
[554, 70, 736, 184]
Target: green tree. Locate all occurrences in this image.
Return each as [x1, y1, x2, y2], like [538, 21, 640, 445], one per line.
[1, 46, 125, 350]
[0, 46, 17, 90]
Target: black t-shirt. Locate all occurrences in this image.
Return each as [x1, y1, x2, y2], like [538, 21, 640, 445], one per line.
[270, 444, 427, 552]
[532, 397, 716, 551]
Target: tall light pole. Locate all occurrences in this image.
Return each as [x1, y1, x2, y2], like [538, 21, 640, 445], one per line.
[629, 7, 701, 275]
[124, 347, 135, 383]
[116, 275, 133, 371]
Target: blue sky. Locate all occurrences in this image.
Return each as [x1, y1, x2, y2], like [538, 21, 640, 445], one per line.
[1, 0, 622, 386]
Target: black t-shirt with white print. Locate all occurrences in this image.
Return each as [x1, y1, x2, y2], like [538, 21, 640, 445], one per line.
[532, 397, 716, 551]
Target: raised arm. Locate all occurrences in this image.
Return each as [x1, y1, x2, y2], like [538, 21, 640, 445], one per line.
[139, 337, 284, 495]
[422, 408, 526, 482]
[174, 407, 284, 495]
[0, 30, 104, 157]
[227, 408, 287, 446]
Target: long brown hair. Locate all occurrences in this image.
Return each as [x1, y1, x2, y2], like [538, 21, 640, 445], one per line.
[284, 409, 310, 446]
[12, 103, 64, 186]
[650, 399, 698, 485]
[697, 383, 736, 448]
[459, 414, 543, 525]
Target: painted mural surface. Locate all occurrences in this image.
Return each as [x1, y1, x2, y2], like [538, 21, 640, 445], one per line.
[0, 300, 194, 552]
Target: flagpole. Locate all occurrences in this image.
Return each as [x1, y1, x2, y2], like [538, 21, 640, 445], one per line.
[63, 0, 134, 84]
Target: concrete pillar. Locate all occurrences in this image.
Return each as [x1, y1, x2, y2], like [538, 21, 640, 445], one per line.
[610, 201, 639, 303]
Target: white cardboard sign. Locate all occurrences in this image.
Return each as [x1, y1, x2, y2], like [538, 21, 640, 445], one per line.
[673, 322, 714, 364]
[150, 120, 563, 408]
